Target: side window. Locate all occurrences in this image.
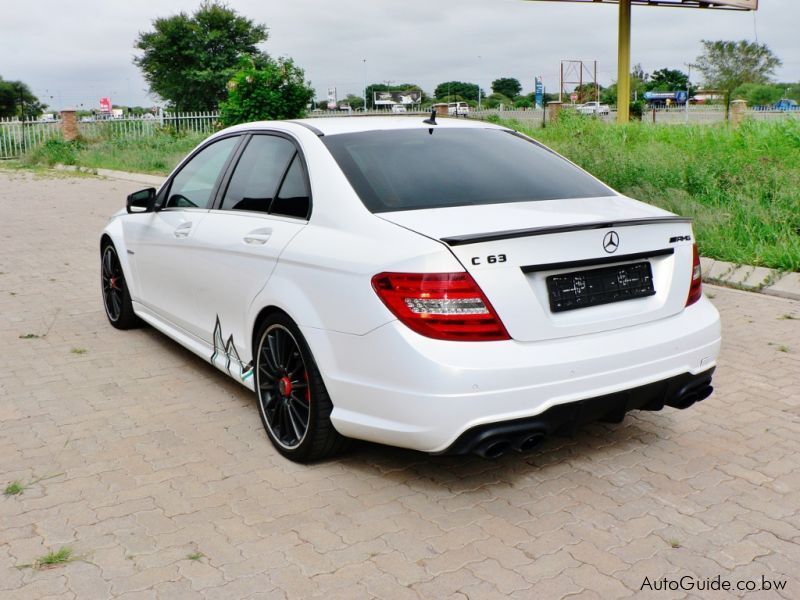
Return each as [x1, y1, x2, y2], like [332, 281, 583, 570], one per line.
[221, 135, 296, 213]
[271, 155, 311, 219]
[166, 136, 239, 209]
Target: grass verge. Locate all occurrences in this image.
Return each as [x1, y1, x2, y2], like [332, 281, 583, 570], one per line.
[22, 130, 206, 176]
[16, 115, 800, 270]
[499, 113, 800, 272]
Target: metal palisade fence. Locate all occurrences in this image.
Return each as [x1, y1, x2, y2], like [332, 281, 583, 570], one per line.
[0, 117, 61, 159]
[0, 112, 219, 160]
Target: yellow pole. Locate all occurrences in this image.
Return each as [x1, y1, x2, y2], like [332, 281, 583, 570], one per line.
[617, 0, 631, 123]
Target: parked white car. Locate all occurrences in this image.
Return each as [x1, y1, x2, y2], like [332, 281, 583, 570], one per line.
[101, 117, 720, 462]
[577, 101, 610, 115]
[390, 104, 407, 113]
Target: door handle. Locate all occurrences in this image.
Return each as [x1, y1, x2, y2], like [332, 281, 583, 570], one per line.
[173, 222, 192, 238]
[243, 227, 272, 245]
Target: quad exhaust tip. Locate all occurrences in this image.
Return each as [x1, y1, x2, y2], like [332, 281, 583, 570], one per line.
[667, 385, 713, 410]
[474, 431, 546, 459]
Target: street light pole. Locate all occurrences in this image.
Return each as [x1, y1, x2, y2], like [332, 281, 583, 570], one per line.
[363, 59, 367, 111]
[477, 55, 482, 111]
[685, 63, 691, 124]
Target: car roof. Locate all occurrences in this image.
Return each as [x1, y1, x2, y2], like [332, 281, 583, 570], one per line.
[223, 116, 508, 137]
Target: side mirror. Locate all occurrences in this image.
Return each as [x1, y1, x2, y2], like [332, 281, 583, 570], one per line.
[127, 188, 156, 214]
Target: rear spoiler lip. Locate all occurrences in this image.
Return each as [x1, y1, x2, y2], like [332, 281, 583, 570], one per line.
[440, 216, 692, 246]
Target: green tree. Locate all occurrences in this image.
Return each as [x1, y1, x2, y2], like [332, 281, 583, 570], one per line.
[571, 83, 602, 103]
[219, 57, 314, 126]
[600, 84, 617, 106]
[732, 83, 783, 107]
[647, 68, 689, 92]
[0, 77, 46, 118]
[134, 1, 268, 111]
[483, 92, 513, 109]
[600, 63, 658, 106]
[694, 40, 782, 118]
[344, 94, 364, 110]
[434, 81, 481, 103]
[491, 77, 522, 99]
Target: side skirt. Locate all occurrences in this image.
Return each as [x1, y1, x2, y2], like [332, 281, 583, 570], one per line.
[132, 302, 256, 392]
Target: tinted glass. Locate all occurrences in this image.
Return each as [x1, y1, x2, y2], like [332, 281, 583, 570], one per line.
[221, 135, 296, 213]
[271, 155, 310, 219]
[322, 128, 613, 213]
[167, 136, 238, 209]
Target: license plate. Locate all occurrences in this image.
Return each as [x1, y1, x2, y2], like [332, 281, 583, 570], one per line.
[547, 262, 655, 312]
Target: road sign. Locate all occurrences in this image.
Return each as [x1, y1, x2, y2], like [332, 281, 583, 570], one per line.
[570, 93, 578, 103]
[535, 77, 544, 108]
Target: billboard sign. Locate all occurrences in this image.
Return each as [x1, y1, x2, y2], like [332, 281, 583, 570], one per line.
[373, 90, 422, 106]
[529, 0, 756, 8]
[327, 87, 337, 110]
[534, 76, 544, 108]
[699, 0, 756, 8]
[644, 91, 689, 102]
[99, 97, 112, 113]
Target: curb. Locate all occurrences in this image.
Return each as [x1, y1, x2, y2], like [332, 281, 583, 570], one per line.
[53, 164, 164, 187]
[700, 258, 800, 302]
[52, 164, 800, 303]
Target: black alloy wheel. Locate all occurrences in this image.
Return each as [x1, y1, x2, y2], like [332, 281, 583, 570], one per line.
[254, 313, 349, 462]
[257, 323, 311, 449]
[101, 243, 138, 329]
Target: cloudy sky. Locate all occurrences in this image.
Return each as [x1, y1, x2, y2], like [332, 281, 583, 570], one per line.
[0, 0, 797, 110]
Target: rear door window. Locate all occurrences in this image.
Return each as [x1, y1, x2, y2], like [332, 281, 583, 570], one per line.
[271, 155, 311, 219]
[221, 135, 296, 213]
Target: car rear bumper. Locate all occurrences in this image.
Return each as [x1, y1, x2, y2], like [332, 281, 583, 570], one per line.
[441, 367, 715, 457]
[302, 296, 721, 453]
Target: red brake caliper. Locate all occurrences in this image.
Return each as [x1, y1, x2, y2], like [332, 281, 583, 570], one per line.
[278, 376, 292, 397]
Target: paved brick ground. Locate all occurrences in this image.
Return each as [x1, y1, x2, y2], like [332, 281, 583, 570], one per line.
[1, 170, 799, 599]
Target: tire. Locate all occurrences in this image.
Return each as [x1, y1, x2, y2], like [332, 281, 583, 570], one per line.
[254, 313, 349, 462]
[101, 242, 139, 330]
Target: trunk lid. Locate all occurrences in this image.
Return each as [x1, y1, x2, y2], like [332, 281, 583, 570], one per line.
[379, 196, 696, 342]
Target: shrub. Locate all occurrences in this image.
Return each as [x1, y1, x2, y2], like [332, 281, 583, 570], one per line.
[24, 138, 84, 166]
[219, 57, 314, 126]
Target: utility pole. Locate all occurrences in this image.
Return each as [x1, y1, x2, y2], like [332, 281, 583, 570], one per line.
[477, 56, 482, 110]
[685, 63, 692, 124]
[363, 59, 367, 111]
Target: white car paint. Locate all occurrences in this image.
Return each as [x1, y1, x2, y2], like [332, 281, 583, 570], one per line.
[102, 117, 720, 454]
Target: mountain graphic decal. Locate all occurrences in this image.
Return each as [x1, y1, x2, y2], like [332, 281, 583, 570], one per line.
[211, 316, 253, 381]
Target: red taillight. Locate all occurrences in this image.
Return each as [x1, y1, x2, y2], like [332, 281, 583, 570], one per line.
[371, 272, 510, 341]
[686, 244, 703, 306]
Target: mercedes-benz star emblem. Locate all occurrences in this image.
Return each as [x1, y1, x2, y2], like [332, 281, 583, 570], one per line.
[603, 231, 620, 254]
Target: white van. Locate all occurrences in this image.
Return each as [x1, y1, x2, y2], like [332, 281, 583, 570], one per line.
[448, 102, 469, 117]
[391, 104, 407, 114]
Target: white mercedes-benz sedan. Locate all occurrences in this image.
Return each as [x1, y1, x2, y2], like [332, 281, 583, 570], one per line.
[100, 116, 721, 462]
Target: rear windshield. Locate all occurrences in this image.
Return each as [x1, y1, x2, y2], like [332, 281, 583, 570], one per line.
[321, 128, 613, 213]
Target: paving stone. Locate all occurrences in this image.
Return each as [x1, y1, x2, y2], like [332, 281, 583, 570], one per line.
[1, 171, 798, 598]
